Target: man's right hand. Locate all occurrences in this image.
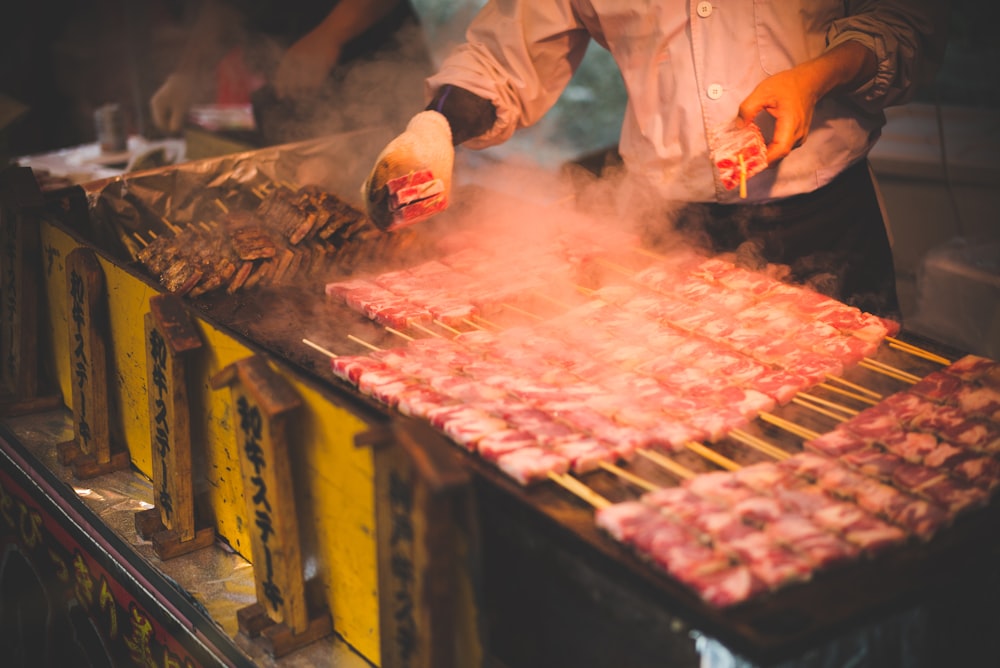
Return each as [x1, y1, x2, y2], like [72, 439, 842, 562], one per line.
[361, 110, 454, 231]
[150, 73, 197, 134]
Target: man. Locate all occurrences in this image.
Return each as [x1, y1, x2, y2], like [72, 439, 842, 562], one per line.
[151, 0, 431, 144]
[363, 1, 946, 320]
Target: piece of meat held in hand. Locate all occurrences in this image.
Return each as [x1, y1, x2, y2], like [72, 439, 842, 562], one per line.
[711, 120, 767, 198]
[385, 170, 447, 231]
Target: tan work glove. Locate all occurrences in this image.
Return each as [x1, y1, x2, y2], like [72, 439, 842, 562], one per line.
[361, 110, 454, 231]
[150, 73, 197, 134]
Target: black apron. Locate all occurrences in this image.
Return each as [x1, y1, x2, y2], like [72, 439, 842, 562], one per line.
[670, 160, 901, 321]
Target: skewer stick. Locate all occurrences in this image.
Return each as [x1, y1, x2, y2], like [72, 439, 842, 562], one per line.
[738, 153, 748, 199]
[302, 338, 337, 358]
[791, 397, 849, 422]
[198, 221, 213, 232]
[410, 322, 445, 338]
[461, 318, 487, 331]
[385, 326, 415, 341]
[547, 472, 612, 509]
[637, 449, 695, 480]
[684, 441, 741, 471]
[824, 375, 882, 400]
[132, 232, 149, 247]
[433, 319, 463, 336]
[816, 382, 879, 406]
[599, 461, 659, 492]
[148, 229, 159, 239]
[629, 246, 669, 262]
[796, 392, 859, 416]
[594, 257, 636, 278]
[470, 315, 502, 330]
[862, 357, 921, 383]
[252, 186, 268, 200]
[888, 342, 950, 366]
[346, 334, 382, 352]
[759, 412, 820, 441]
[160, 216, 182, 234]
[885, 336, 951, 365]
[501, 302, 545, 320]
[728, 428, 790, 460]
[213, 198, 229, 214]
[858, 359, 918, 384]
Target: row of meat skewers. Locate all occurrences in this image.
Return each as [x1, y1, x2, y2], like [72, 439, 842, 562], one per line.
[132, 182, 423, 297]
[306, 226, 999, 609]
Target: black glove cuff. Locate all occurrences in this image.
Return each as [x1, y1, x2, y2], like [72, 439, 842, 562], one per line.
[426, 85, 497, 146]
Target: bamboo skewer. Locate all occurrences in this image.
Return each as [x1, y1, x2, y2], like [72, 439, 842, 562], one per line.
[147, 229, 159, 239]
[160, 216, 181, 234]
[791, 397, 849, 422]
[302, 338, 338, 358]
[862, 357, 921, 382]
[410, 322, 445, 338]
[759, 412, 820, 441]
[433, 319, 463, 336]
[888, 342, 950, 365]
[501, 302, 545, 320]
[213, 198, 229, 214]
[599, 462, 659, 492]
[728, 428, 790, 460]
[470, 315, 502, 330]
[738, 153, 748, 199]
[132, 232, 149, 247]
[347, 334, 382, 352]
[858, 359, 918, 384]
[684, 441, 741, 471]
[816, 382, 880, 406]
[797, 392, 859, 416]
[462, 318, 487, 331]
[385, 326, 415, 341]
[637, 449, 695, 480]
[886, 336, 951, 365]
[547, 471, 612, 509]
[824, 375, 883, 400]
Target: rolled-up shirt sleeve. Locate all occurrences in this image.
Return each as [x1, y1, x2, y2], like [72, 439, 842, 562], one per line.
[426, 0, 591, 149]
[826, 0, 947, 113]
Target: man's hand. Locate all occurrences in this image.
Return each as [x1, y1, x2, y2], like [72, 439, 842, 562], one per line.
[739, 41, 877, 164]
[274, 27, 342, 100]
[150, 73, 197, 134]
[738, 67, 821, 164]
[361, 111, 454, 231]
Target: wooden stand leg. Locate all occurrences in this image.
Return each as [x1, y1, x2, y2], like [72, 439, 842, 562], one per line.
[212, 355, 333, 657]
[58, 248, 130, 479]
[0, 166, 61, 416]
[133, 295, 214, 560]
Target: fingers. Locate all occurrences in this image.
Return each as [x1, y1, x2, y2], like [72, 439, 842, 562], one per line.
[766, 116, 798, 163]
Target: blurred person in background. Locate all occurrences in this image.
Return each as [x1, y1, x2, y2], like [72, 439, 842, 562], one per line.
[363, 1, 947, 321]
[150, 0, 432, 144]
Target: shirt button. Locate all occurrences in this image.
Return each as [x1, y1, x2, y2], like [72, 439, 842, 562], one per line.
[696, 2, 713, 18]
[707, 83, 724, 99]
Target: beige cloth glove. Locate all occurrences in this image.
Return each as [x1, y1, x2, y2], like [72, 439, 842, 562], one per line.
[150, 73, 197, 134]
[362, 110, 454, 231]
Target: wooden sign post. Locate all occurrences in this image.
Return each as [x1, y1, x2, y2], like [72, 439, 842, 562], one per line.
[56, 247, 130, 478]
[134, 294, 215, 559]
[0, 166, 61, 415]
[359, 419, 484, 668]
[211, 355, 331, 657]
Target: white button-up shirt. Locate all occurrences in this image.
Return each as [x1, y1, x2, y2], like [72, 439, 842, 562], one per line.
[428, 0, 943, 203]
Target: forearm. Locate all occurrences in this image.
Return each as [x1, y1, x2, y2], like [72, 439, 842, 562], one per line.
[801, 40, 878, 104]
